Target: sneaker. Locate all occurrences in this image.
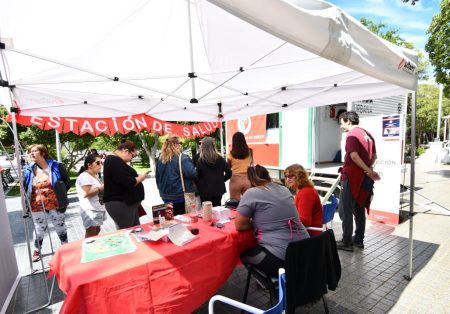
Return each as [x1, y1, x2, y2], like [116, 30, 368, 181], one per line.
[32, 250, 41, 262]
[336, 240, 354, 252]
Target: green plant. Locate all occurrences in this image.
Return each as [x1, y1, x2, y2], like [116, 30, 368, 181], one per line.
[416, 146, 426, 156]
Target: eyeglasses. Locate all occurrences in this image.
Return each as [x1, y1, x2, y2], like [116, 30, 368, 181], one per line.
[285, 174, 295, 179]
[173, 142, 181, 145]
[127, 150, 137, 158]
[95, 161, 102, 165]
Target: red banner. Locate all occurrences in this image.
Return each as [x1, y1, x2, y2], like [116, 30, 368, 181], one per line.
[11, 114, 220, 138]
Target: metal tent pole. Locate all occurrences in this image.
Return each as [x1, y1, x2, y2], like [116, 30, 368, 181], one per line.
[186, 0, 196, 102]
[9, 107, 37, 274]
[55, 130, 62, 162]
[405, 91, 416, 281]
[219, 120, 224, 156]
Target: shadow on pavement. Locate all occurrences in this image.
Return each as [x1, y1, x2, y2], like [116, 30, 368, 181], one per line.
[426, 170, 450, 178]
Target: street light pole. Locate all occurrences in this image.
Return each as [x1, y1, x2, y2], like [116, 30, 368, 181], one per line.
[436, 84, 443, 141]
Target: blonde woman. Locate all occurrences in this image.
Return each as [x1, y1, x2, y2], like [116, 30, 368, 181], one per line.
[284, 164, 323, 235]
[156, 134, 196, 216]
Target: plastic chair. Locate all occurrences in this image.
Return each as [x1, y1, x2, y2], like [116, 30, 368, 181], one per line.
[208, 268, 286, 314]
[306, 194, 338, 235]
[322, 194, 338, 228]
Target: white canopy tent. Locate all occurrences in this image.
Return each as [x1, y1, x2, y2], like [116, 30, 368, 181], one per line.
[0, 0, 417, 122]
[0, 0, 418, 284]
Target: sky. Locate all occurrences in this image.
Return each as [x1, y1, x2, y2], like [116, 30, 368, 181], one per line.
[327, 0, 442, 54]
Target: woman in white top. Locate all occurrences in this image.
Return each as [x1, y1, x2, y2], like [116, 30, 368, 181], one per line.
[76, 154, 106, 238]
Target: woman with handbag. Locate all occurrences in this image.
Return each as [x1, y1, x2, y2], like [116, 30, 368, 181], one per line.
[103, 141, 147, 229]
[23, 144, 71, 263]
[76, 154, 106, 238]
[156, 134, 197, 216]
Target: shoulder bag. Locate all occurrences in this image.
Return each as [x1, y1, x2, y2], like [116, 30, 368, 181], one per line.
[55, 163, 70, 213]
[178, 155, 196, 213]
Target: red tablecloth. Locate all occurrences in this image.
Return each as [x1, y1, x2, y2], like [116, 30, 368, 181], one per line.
[49, 218, 255, 314]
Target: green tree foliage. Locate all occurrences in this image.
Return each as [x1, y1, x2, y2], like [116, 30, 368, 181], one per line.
[18, 127, 95, 172]
[426, 0, 450, 97]
[360, 18, 414, 49]
[0, 106, 21, 149]
[360, 18, 429, 80]
[410, 84, 450, 145]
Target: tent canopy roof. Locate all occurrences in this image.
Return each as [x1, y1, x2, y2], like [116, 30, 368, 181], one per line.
[0, 0, 418, 122]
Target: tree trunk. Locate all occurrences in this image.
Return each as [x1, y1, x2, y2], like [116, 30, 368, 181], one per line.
[62, 141, 90, 173]
[137, 132, 151, 167]
[149, 133, 159, 173]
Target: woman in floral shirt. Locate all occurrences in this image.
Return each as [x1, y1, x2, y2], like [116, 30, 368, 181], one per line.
[23, 144, 71, 262]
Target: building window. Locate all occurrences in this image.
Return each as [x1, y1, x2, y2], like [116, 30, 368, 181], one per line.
[266, 113, 279, 129]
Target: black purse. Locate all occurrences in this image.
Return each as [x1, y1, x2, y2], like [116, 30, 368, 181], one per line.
[54, 180, 69, 213]
[224, 198, 239, 209]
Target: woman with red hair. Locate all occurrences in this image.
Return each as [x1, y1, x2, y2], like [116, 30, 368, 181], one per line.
[284, 164, 323, 235]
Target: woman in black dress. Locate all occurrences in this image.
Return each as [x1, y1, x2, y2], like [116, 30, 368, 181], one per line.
[103, 141, 148, 229]
[196, 137, 232, 206]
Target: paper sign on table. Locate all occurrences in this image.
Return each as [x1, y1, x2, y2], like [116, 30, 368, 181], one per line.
[167, 223, 198, 246]
[81, 233, 137, 263]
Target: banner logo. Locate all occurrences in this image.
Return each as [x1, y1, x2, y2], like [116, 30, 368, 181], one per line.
[398, 58, 416, 74]
[237, 117, 252, 135]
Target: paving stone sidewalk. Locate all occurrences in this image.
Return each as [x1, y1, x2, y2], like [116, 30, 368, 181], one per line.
[4, 151, 450, 313]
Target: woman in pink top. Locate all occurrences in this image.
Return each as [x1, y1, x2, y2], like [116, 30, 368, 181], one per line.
[227, 132, 253, 200]
[284, 164, 323, 235]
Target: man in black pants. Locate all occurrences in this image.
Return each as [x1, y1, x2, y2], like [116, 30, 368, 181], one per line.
[337, 111, 380, 252]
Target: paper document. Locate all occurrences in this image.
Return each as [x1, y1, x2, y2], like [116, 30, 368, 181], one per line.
[134, 229, 168, 242]
[167, 224, 198, 246]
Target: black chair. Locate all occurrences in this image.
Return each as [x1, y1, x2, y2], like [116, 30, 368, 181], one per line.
[242, 230, 341, 313]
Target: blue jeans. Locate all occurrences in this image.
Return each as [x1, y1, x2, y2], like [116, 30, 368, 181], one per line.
[338, 179, 366, 244]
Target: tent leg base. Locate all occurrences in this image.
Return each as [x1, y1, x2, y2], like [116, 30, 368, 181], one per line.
[403, 275, 412, 281]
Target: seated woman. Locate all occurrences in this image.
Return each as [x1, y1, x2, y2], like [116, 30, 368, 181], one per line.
[284, 164, 323, 235]
[235, 165, 309, 277]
